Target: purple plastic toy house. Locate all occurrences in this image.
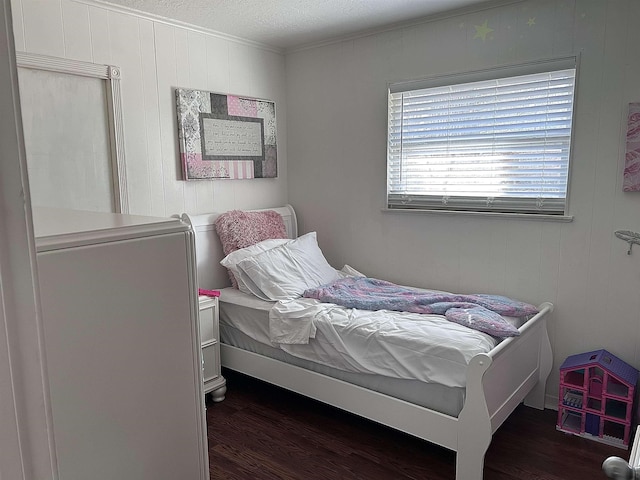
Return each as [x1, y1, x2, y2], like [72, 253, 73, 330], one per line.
[557, 349, 638, 449]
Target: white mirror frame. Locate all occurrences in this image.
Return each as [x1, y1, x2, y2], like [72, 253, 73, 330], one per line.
[16, 51, 129, 214]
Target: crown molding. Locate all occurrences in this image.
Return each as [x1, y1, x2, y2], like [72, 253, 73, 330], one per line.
[286, 0, 526, 54]
[71, 0, 284, 54]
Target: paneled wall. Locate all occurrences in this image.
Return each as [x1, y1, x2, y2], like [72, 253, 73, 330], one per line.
[11, 0, 288, 217]
[286, 0, 640, 405]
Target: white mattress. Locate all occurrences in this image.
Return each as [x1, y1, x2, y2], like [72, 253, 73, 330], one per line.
[219, 321, 465, 417]
[218, 287, 513, 416]
[220, 287, 501, 388]
[217, 285, 535, 417]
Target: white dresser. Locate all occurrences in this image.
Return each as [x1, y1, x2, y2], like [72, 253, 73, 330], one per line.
[33, 208, 209, 480]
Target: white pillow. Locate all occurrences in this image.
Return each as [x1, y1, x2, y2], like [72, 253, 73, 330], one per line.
[220, 238, 291, 295]
[235, 232, 341, 301]
[338, 264, 365, 278]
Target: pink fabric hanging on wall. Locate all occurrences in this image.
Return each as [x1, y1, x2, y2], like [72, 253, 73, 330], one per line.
[623, 102, 640, 192]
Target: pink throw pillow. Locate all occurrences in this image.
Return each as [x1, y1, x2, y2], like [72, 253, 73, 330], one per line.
[214, 210, 288, 288]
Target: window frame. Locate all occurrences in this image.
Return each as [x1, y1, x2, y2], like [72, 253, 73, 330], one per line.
[386, 56, 579, 221]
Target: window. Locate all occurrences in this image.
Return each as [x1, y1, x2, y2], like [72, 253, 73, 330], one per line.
[387, 57, 577, 216]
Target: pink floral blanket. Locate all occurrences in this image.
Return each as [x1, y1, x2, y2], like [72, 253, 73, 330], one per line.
[302, 277, 539, 337]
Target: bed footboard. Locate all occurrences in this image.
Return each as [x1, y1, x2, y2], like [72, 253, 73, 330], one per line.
[523, 303, 554, 410]
[457, 353, 493, 480]
[456, 302, 553, 480]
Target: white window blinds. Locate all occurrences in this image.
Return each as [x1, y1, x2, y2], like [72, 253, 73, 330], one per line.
[387, 58, 577, 215]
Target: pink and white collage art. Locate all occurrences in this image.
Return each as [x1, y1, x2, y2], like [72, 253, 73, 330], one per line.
[624, 102, 640, 192]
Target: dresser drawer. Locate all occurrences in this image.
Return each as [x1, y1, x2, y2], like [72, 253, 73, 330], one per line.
[199, 304, 216, 344]
[202, 342, 220, 383]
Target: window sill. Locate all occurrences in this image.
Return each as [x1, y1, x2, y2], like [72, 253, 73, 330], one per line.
[382, 208, 574, 222]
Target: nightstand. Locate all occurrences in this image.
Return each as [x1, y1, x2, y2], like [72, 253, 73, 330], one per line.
[198, 296, 226, 402]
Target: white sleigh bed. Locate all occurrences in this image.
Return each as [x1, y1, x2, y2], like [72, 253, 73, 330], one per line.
[183, 204, 553, 480]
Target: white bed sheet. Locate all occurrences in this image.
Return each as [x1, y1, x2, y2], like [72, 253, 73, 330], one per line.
[219, 288, 499, 388]
[218, 288, 274, 345]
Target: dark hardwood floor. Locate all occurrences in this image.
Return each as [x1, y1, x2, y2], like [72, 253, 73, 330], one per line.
[206, 369, 624, 479]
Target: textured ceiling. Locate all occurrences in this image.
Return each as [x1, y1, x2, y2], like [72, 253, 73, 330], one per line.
[100, 0, 495, 50]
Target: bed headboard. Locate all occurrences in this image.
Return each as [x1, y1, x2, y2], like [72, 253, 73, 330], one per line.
[181, 205, 298, 290]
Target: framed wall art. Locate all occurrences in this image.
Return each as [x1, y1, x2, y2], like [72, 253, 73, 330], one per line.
[176, 88, 277, 180]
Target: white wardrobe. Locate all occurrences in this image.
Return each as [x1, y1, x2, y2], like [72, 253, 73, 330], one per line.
[33, 208, 209, 480]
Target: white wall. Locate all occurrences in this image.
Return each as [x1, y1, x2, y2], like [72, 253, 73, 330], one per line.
[286, 0, 640, 405]
[11, 0, 288, 217]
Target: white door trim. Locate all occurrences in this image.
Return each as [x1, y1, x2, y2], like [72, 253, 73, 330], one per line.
[16, 51, 129, 214]
[0, 0, 58, 478]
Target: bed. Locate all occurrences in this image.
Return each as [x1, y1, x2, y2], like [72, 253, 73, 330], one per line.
[182, 204, 553, 480]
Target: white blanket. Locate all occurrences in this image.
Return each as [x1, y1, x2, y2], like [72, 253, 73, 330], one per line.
[269, 297, 497, 388]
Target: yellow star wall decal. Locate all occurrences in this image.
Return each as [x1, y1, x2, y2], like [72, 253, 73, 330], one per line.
[527, 17, 536, 26]
[474, 20, 494, 41]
